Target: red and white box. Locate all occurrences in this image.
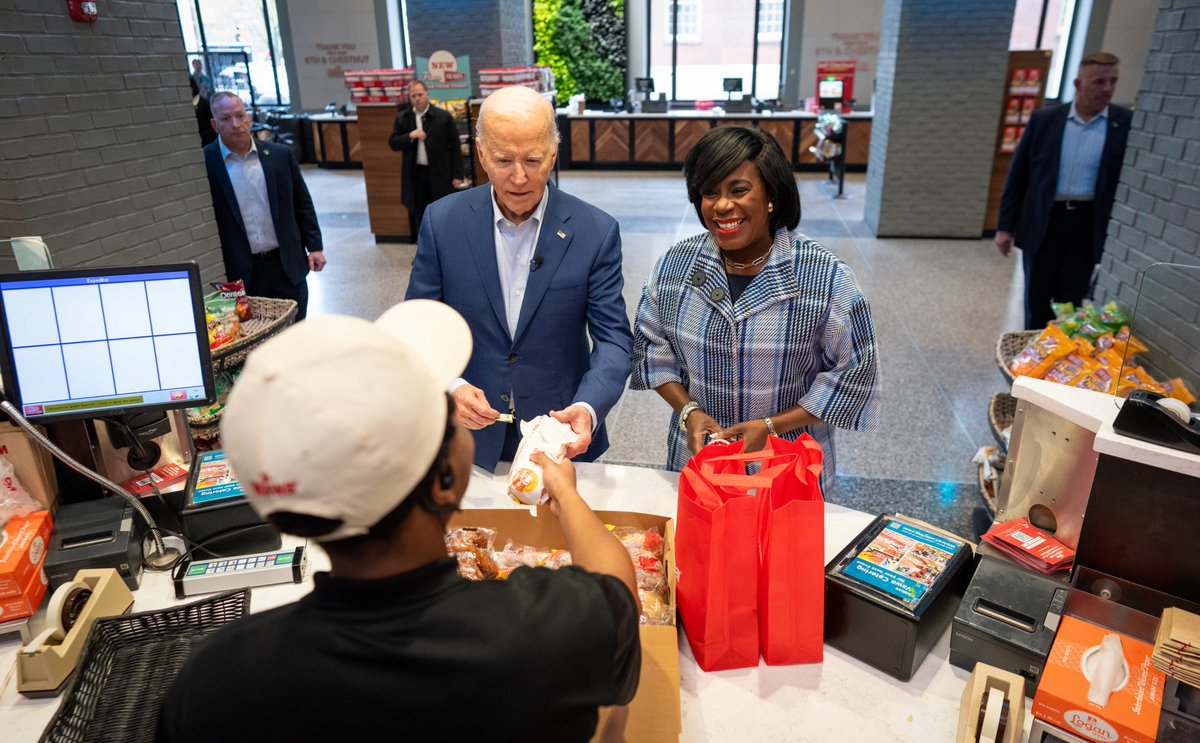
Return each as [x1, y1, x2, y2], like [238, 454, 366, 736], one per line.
[0, 510, 53, 598]
[0, 562, 49, 622]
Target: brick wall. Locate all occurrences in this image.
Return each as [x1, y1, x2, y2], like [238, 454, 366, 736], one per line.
[0, 0, 222, 281]
[1094, 0, 1200, 381]
[405, 0, 533, 96]
[864, 0, 1016, 237]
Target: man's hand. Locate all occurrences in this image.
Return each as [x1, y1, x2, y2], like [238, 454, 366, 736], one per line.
[451, 178, 463, 189]
[410, 129, 427, 141]
[685, 410, 722, 455]
[995, 230, 1014, 257]
[451, 384, 501, 430]
[309, 251, 327, 272]
[716, 420, 770, 453]
[549, 406, 593, 459]
[530, 451, 578, 518]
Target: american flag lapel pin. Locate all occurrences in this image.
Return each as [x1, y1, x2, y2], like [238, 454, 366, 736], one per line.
[556, 230, 566, 239]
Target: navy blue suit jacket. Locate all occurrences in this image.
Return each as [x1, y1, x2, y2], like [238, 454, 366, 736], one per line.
[997, 102, 1132, 262]
[203, 140, 323, 286]
[405, 184, 634, 470]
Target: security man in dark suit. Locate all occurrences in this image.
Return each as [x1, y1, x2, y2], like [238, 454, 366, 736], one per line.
[388, 81, 464, 242]
[204, 92, 326, 320]
[996, 52, 1131, 329]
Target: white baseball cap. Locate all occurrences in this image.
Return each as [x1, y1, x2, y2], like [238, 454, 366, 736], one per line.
[220, 300, 472, 541]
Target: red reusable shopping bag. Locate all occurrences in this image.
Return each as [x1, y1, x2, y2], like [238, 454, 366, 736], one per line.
[755, 434, 825, 665]
[675, 442, 791, 672]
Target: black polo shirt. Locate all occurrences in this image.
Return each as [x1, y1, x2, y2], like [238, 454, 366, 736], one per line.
[156, 558, 640, 743]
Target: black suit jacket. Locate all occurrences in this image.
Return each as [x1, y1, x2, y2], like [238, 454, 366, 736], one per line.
[997, 102, 1132, 262]
[203, 139, 323, 286]
[387, 103, 465, 210]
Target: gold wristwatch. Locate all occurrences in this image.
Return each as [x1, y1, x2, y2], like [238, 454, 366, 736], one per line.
[678, 401, 702, 432]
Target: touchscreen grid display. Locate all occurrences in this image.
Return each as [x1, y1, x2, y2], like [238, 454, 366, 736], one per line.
[0, 270, 208, 419]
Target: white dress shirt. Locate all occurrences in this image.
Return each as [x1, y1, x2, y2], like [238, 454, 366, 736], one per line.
[414, 106, 429, 166]
[219, 138, 280, 255]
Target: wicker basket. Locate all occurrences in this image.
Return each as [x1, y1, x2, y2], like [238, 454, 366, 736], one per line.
[988, 391, 1017, 450]
[995, 329, 1039, 384]
[188, 296, 298, 440]
[40, 589, 250, 743]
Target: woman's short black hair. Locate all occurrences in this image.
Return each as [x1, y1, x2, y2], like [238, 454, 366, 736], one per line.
[683, 125, 801, 233]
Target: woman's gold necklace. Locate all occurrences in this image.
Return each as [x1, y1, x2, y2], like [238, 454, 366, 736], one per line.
[722, 250, 770, 270]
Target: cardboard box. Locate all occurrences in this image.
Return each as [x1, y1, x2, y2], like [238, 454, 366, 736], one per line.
[0, 510, 53, 597]
[1032, 614, 1166, 743]
[0, 422, 60, 510]
[449, 509, 681, 743]
[0, 559, 49, 622]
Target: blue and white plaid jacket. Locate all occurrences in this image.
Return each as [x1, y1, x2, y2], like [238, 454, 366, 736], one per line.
[631, 229, 881, 494]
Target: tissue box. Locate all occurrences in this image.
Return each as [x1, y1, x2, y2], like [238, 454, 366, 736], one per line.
[0, 510, 53, 598]
[1032, 614, 1165, 743]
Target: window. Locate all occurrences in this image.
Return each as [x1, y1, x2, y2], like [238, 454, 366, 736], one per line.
[665, 0, 701, 43]
[1009, 0, 1076, 100]
[177, 0, 290, 106]
[757, 0, 784, 43]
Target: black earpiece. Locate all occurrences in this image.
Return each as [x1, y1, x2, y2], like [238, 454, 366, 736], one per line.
[439, 467, 455, 490]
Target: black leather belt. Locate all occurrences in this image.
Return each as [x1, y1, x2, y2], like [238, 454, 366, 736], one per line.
[1054, 199, 1094, 211]
[251, 249, 279, 261]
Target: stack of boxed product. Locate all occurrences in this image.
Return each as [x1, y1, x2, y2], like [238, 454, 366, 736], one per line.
[0, 510, 54, 625]
[344, 69, 416, 106]
[477, 66, 554, 98]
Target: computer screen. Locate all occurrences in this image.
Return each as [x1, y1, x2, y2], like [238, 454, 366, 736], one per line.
[722, 77, 743, 93]
[0, 263, 215, 424]
[818, 79, 844, 100]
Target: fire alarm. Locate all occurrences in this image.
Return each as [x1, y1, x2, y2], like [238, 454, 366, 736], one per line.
[68, 0, 98, 23]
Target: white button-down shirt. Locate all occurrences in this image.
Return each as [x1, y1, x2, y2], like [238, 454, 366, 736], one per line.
[219, 138, 280, 255]
[414, 106, 429, 166]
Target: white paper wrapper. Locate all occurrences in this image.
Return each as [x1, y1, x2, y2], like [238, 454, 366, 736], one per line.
[507, 415, 579, 505]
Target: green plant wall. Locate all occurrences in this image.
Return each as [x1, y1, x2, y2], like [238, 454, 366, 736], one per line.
[534, 0, 626, 105]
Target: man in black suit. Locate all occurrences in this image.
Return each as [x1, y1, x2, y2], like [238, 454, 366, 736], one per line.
[996, 52, 1131, 329]
[388, 81, 464, 242]
[204, 92, 326, 320]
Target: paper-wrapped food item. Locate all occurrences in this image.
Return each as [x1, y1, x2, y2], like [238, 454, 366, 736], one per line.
[507, 415, 579, 505]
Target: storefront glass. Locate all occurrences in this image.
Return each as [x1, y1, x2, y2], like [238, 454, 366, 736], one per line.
[177, 0, 290, 106]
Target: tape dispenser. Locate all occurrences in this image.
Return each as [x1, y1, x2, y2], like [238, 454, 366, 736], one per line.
[16, 568, 134, 696]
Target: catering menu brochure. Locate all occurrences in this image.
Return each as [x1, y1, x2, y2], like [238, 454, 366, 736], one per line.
[827, 514, 972, 617]
[188, 450, 244, 506]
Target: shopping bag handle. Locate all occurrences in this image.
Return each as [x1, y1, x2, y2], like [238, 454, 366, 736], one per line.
[700, 460, 793, 490]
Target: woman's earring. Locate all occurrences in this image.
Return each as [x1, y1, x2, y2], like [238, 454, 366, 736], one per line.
[768, 202, 774, 212]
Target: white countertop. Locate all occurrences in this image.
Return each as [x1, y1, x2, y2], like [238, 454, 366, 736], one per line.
[563, 109, 874, 120]
[1012, 376, 1200, 478]
[1, 462, 991, 742]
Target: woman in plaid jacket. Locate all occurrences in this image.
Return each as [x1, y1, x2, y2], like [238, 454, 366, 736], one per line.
[631, 126, 880, 494]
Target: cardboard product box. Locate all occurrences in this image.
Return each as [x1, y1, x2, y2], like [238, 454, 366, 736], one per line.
[0, 510, 54, 598]
[0, 422, 60, 510]
[448, 508, 681, 743]
[0, 559, 49, 622]
[1032, 614, 1166, 743]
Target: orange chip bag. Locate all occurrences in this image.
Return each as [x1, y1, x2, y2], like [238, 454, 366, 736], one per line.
[1070, 364, 1117, 394]
[1115, 365, 1165, 398]
[1009, 324, 1076, 378]
[1072, 336, 1096, 358]
[1042, 354, 1099, 385]
[1114, 326, 1148, 355]
[1160, 378, 1197, 406]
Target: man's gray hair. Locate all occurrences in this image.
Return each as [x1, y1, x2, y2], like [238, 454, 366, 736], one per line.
[210, 91, 243, 113]
[475, 85, 560, 148]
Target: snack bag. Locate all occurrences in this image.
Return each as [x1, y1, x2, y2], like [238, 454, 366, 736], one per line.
[1009, 324, 1076, 378]
[211, 280, 252, 321]
[1070, 364, 1117, 394]
[1050, 301, 1076, 321]
[1161, 378, 1197, 406]
[204, 290, 242, 349]
[1115, 365, 1165, 397]
[1097, 301, 1129, 328]
[1042, 354, 1099, 386]
[507, 416, 579, 505]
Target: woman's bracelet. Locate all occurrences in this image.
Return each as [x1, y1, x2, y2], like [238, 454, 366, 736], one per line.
[763, 416, 777, 437]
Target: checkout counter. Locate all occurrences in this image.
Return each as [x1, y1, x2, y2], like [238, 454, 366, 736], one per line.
[3, 376, 1197, 741]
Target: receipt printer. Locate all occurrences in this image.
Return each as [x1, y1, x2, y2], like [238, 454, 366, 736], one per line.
[950, 555, 1067, 696]
[42, 498, 144, 592]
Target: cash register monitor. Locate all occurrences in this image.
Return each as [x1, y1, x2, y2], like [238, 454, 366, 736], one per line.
[818, 78, 845, 109]
[0, 263, 216, 424]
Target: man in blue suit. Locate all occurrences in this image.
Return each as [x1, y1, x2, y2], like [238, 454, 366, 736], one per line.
[204, 92, 326, 320]
[406, 85, 633, 470]
[996, 53, 1131, 329]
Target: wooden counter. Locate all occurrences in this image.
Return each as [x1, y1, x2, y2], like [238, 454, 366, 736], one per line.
[561, 112, 872, 170]
[356, 104, 410, 242]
